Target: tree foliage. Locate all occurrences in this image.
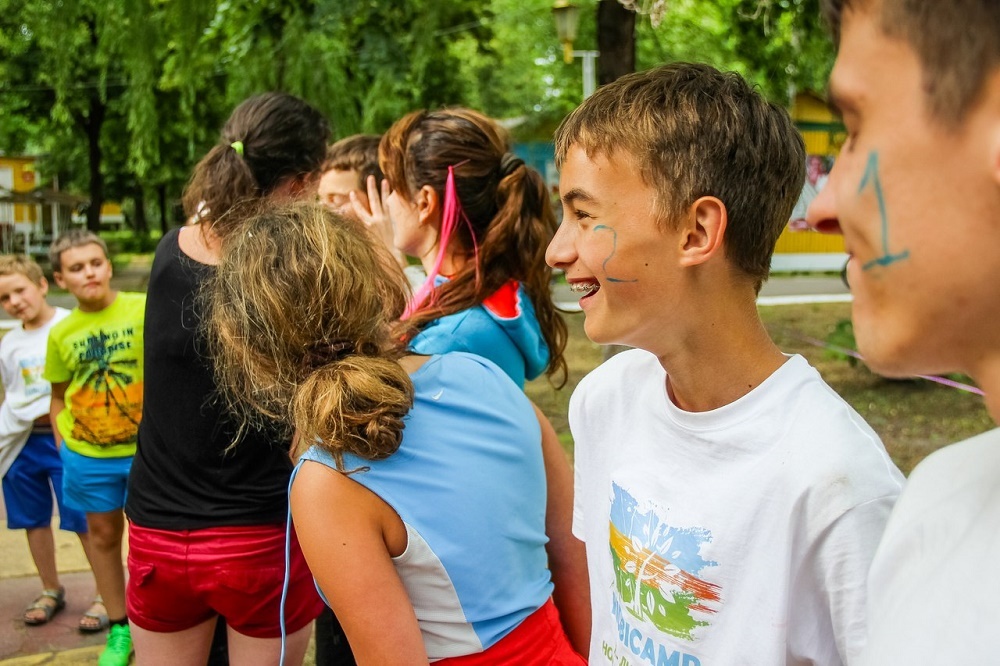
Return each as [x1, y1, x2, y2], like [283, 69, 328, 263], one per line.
[633, 0, 834, 102]
[0, 0, 834, 233]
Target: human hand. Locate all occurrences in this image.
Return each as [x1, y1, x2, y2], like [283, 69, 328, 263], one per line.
[350, 176, 405, 267]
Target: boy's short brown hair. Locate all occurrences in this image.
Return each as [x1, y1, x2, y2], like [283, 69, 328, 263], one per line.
[49, 229, 109, 272]
[323, 135, 383, 191]
[0, 254, 45, 285]
[555, 62, 804, 291]
[821, 0, 1000, 127]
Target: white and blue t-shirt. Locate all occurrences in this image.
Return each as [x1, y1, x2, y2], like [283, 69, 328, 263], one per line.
[295, 352, 554, 659]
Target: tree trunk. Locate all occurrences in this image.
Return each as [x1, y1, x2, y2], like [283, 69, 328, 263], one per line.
[84, 94, 106, 233]
[132, 188, 148, 235]
[596, 0, 637, 86]
[157, 185, 169, 235]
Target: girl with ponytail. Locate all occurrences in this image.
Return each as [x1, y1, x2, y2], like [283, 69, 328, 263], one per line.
[380, 108, 567, 388]
[379, 108, 589, 652]
[208, 202, 585, 664]
[124, 93, 330, 665]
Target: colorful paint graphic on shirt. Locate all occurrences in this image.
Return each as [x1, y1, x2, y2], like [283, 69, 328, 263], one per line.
[68, 329, 141, 445]
[18, 354, 50, 398]
[609, 482, 722, 642]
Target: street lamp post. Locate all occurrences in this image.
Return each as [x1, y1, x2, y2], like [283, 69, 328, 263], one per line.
[574, 49, 599, 98]
[552, 1, 599, 99]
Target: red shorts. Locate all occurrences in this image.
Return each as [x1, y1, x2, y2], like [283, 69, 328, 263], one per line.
[438, 598, 586, 665]
[126, 522, 323, 638]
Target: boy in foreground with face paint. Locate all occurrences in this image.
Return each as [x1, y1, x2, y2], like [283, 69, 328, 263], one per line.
[546, 62, 904, 665]
[808, 1, 1000, 662]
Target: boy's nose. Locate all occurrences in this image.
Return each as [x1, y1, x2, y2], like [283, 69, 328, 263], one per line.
[806, 167, 842, 235]
[545, 221, 576, 269]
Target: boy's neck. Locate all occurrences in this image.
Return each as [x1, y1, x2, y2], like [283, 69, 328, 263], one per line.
[968, 356, 1000, 425]
[22, 303, 58, 331]
[655, 298, 787, 413]
[77, 289, 118, 313]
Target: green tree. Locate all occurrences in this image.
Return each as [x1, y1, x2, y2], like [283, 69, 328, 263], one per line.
[0, 0, 173, 232]
[0, 0, 835, 237]
[631, 0, 834, 104]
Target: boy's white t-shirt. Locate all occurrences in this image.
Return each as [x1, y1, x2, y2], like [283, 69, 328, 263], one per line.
[858, 427, 1000, 664]
[0, 307, 70, 476]
[570, 350, 904, 666]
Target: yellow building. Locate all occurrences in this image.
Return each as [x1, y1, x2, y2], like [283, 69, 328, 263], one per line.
[0, 155, 39, 222]
[0, 155, 86, 255]
[771, 92, 848, 271]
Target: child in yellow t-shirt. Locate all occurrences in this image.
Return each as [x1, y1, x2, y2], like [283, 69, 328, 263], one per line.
[44, 230, 145, 666]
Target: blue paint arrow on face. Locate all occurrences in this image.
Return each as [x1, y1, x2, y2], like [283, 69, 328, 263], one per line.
[594, 224, 639, 283]
[858, 151, 910, 271]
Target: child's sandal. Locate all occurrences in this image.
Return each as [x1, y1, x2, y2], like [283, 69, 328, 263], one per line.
[78, 595, 109, 634]
[23, 586, 66, 625]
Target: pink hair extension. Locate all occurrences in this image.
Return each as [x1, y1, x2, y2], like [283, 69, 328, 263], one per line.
[403, 162, 480, 319]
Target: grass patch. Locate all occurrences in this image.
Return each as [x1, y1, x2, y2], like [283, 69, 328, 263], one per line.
[527, 304, 994, 476]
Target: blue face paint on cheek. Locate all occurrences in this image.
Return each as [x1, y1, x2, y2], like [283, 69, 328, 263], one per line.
[858, 151, 910, 270]
[594, 225, 639, 283]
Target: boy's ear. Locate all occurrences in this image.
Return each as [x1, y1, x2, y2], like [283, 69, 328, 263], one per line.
[38, 276, 49, 295]
[678, 196, 727, 267]
[416, 184, 440, 225]
[51, 271, 66, 290]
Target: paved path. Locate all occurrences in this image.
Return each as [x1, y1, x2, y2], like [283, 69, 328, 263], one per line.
[0, 572, 105, 664]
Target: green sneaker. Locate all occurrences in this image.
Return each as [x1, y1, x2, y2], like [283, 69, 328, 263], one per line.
[98, 623, 133, 666]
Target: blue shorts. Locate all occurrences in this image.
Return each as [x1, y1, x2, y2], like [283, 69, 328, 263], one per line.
[2, 433, 88, 532]
[59, 445, 133, 514]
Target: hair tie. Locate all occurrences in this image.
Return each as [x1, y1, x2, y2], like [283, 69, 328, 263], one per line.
[499, 152, 524, 177]
[301, 340, 355, 372]
[230, 141, 244, 156]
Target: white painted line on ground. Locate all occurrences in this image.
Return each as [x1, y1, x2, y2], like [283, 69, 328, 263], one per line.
[756, 294, 853, 306]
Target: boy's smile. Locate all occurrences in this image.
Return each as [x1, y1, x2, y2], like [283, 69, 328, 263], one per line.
[54, 243, 116, 312]
[547, 146, 677, 351]
[567, 279, 599, 298]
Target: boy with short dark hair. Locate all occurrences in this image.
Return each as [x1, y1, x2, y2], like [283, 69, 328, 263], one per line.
[318, 133, 383, 215]
[321, 133, 424, 289]
[546, 62, 904, 665]
[808, 1, 1000, 662]
[45, 229, 146, 666]
[0, 255, 98, 630]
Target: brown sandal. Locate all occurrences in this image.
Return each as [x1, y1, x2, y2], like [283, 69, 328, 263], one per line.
[24, 587, 66, 625]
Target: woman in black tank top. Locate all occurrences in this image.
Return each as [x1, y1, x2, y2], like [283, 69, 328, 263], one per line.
[123, 92, 336, 666]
